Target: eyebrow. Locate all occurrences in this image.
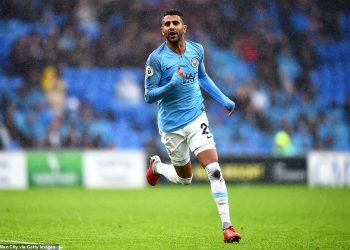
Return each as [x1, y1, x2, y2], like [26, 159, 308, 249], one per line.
[163, 20, 181, 26]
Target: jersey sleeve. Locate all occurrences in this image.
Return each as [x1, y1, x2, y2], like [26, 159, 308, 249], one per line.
[144, 54, 162, 103]
[144, 52, 183, 104]
[197, 46, 235, 112]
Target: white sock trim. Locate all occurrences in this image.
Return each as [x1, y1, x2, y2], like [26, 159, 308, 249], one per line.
[177, 175, 192, 185]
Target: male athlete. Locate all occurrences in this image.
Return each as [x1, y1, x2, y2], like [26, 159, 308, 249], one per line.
[144, 10, 241, 243]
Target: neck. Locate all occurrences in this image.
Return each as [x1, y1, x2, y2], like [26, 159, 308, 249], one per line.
[166, 39, 186, 55]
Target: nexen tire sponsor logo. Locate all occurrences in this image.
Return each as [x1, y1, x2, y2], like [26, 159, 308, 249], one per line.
[166, 72, 198, 84]
[184, 72, 197, 84]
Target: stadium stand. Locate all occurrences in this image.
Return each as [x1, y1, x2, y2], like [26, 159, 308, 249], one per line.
[0, 0, 349, 155]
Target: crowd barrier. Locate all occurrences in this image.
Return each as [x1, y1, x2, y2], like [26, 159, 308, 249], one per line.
[0, 150, 349, 189]
[0, 150, 146, 189]
[192, 156, 306, 184]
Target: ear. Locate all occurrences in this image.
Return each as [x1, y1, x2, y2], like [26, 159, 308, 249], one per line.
[160, 27, 165, 36]
[183, 24, 187, 33]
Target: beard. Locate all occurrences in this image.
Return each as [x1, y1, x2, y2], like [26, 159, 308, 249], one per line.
[166, 31, 183, 44]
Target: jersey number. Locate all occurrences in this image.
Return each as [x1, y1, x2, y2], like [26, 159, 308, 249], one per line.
[201, 123, 209, 135]
[201, 123, 212, 139]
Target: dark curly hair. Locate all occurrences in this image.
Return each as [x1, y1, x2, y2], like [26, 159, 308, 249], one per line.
[163, 10, 184, 23]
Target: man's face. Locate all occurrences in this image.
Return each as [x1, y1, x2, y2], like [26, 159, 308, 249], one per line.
[161, 15, 187, 43]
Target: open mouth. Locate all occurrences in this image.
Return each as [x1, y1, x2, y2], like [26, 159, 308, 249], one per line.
[169, 32, 177, 39]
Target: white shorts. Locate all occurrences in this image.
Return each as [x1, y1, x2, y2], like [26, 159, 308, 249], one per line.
[159, 113, 216, 166]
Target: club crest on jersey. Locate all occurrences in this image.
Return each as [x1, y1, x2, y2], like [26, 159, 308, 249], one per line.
[191, 57, 199, 68]
[145, 66, 154, 77]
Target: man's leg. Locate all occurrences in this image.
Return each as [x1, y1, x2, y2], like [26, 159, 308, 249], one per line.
[196, 148, 241, 242]
[149, 156, 193, 184]
[146, 130, 193, 185]
[196, 149, 232, 229]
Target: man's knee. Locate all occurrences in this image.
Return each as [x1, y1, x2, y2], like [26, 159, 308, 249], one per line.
[206, 162, 223, 181]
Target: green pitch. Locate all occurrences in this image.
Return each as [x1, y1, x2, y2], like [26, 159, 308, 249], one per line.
[1, 185, 350, 249]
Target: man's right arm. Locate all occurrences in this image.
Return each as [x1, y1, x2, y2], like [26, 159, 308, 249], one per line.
[144, 56, 184, 104]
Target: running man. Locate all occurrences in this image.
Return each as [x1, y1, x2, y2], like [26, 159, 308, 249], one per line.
[144, 10, 241, 243]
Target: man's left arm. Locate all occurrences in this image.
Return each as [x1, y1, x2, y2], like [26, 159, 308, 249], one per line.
[198, 55, 235, 113]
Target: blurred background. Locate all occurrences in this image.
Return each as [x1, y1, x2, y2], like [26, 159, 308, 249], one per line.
[1, 0, 350, 155]
[0, 0, 350, 188]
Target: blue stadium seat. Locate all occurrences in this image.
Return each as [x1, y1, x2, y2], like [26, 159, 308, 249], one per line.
[318, 65, 333, 106]
[0, 36, 16, 61]
[63, 67, 143, 114]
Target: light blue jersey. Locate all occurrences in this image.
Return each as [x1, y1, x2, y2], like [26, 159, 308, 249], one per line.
[144, 41, 235, 133]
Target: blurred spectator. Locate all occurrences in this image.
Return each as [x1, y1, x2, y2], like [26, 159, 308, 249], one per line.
[70, 34, 95, 67]
[273, 130, 296, 156]
[274, 118, 297, 156]
[115, 72, 142, 103]
[75, 0, 100, 40]
[9, 37, 30, 76]
[41, 66, 66, 117]
[249, 77, 270, 112]
[58, 24, 79, 64]
[62, 121, 82, 149]
[345, 95, 350, 138]
[0, 122, 11, 149]
[235, 33, 259, 66]
[44, 117, 63, 149]
[3, 103, 30, 148]
[277, 46, 301, 94]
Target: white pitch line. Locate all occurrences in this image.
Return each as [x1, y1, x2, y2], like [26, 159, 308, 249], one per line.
[0, 239, 63, 249]
[0, 239, 45, 244]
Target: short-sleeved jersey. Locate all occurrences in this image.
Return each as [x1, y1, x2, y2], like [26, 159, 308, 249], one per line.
[144, 41, 206, 133]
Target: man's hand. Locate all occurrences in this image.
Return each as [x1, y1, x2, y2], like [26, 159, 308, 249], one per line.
[176, 67, 185, 79]
[169, 67, 185, 88]
[225, 100, 235, 116]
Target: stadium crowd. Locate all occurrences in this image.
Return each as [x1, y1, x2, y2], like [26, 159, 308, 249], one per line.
[0, 0, 349, 155]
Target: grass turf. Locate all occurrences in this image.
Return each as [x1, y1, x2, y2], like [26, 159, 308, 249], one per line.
[0, 185, 350, 249]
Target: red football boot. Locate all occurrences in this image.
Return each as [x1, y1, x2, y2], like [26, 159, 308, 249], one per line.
[223, 226, 241, 243]
[146, 156, 160, 186]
